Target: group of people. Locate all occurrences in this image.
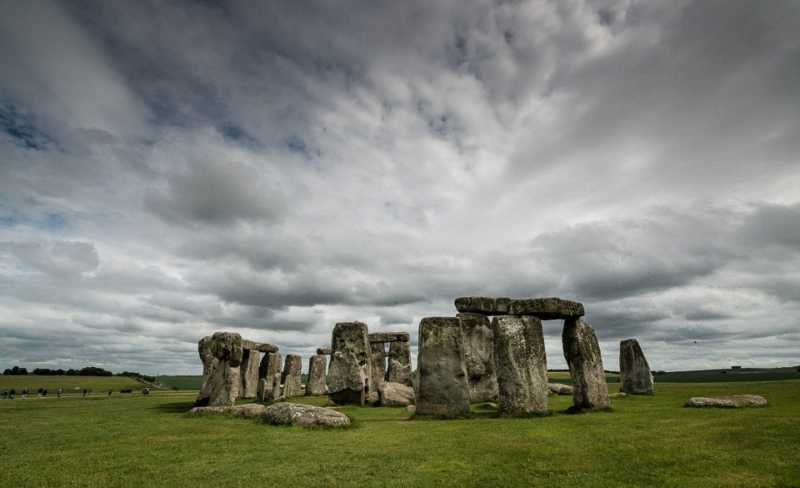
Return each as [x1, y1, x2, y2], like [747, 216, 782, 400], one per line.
[1, 387, 151, 399]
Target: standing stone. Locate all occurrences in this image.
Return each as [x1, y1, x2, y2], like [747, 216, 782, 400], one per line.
[416, 317, 470, 417]
[195, 332, 243, 407]
[259, 352, 282, 386]
[281, 354, 304, 398]
[386, 340, 412, 386]
[562, 318, 610, 410]
[369, 342, 386, 395]
[328, 322, 372, 405]
[619, 338, 654, 395]
[271, 372, 282, 400]
[492, 316, 548, 415]
[198, 336, 214, 380]
[306, 354, 328, 395]
[257, 378, 269, 402]
[458, 313, 499, 402]
[239, 349, 261, 399]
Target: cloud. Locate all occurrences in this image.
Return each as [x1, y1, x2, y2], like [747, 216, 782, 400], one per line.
[1, 0, 799, 374]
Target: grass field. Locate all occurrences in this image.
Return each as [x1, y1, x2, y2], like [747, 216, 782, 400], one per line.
[157, 375, 204, 390]
[1, 380, 798, 487]
[0, 375, 144, 393]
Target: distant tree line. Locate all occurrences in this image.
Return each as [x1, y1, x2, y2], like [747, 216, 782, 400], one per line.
[1, 366, 155, 378]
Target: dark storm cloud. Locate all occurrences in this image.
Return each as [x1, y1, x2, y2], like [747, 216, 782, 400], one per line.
[0, 0, 799, 373]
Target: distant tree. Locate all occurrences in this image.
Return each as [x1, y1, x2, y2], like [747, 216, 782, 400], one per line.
[2, 366, 28, 375]
[33, 368, 66, 375]
[78, 366, 112, 376]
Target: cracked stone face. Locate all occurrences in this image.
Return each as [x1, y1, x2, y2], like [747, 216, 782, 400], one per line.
[562, 318, 610, 410]
[492, 315, 548, 415]
[416, 317, 470, 417]
[619, 338, 654, 395]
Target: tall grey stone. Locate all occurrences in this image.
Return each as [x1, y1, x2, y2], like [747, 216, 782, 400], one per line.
[369, 342, 386, 395]
[239, 348, 260, 399]
[458, 313, 499, 402]
[195, 332, 243, 407]
[562, 318, 610, 410]
[271, 372, 282, 401]
[328, 322, 372, 405]
[306, 354, 328, 395]
[257, 378, 269, 402]
[281, 354, 304, 398]
[492, 316, 548, 415]
[198, 336, 214, 380]
[259, 352, 282, 386]
[386, 340, 412, 386]
[619, 338, 654, 395]
[416, 317, 470, 417]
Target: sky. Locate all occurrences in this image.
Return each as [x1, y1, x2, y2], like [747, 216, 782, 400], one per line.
[1, 0, 799, 375]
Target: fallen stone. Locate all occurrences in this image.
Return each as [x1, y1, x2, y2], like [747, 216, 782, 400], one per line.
[195, 332, 244, 407]
[458, 313, 499, 403]
[492, 315, 548, 415]
[563, 318, 610, 410]
[454, 297, 511, 315]
[379, 381, 415, 406]
[386, 340, 412, 386]
[547, 383, 574, 395]
[619, 338, 654, 395]
[685, 395, 767, 408]
[263, 403, 350, 427]
[610, 392, 628, 398]
[281, 354, 304, 398]
[509, 297, 585, 319]
[239, 348, 261, 399]
[189, 403, 266, 418]
[316, 347, 332, 355]
[328, 321, 372, 405]
[416, 317, 470, 417]
[406, 405, 416, 415]
[305, 354, 328, 396]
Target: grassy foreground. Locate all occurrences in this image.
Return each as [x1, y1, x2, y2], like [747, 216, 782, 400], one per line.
[0, 375, 143, 393]
[0, 381, 798, 487]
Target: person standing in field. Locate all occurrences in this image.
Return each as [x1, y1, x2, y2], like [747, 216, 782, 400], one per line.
[107, 389, 112, 397]
[57, 387, 63, 398]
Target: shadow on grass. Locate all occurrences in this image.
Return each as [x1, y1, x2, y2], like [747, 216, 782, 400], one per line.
[151, 401, 194, 414]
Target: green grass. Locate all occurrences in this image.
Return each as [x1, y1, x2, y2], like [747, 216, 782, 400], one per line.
[0, 375, 143, 393]
[0, 381, 798, 487]
[157, 375, 204, 390]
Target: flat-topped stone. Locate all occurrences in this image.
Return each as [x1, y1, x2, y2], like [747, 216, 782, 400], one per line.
[455, 296, 584, 319]
[263, 403, 350, 427]
[368, 332, 410, 343]
[455, 297, 511, 315]
[241, 340, 279, 353]
[508, 297, 584, 319]
[685, 395, 767, 408]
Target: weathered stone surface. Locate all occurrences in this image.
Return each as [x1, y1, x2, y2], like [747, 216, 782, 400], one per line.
[239, 349, 261, 399]
[306, 354, 328, 396]
[369, 342, 386, 395]
[685, 395, 768, 408]
[492, 316, 548, 415]
[562, 318, 610, 410]
[281, 354, 304, 398]
[548, 383, 574, 395]
[257, 378, 269, 402]
[416, 317, 470, 417]
[328, 322, 372, 405]
[271, 372, 282, 401]
[454, 297, 511, 315]
[509, 297, 584, 319]
[458, 313, 499, 402]
[619, 338, 654, 395]
[379, 381, 415, 406]
[316, 347, 332, 355]
[259, 352, 282, 386]
[189, 403, 267, 418]
[198, 336, 214, 379]
[386, 340, 412, 386]
[263, 403, 350, 427]
[241, 340, 279, 353]
[195, 332, 244, 407]
[368, 332, 410, 343]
